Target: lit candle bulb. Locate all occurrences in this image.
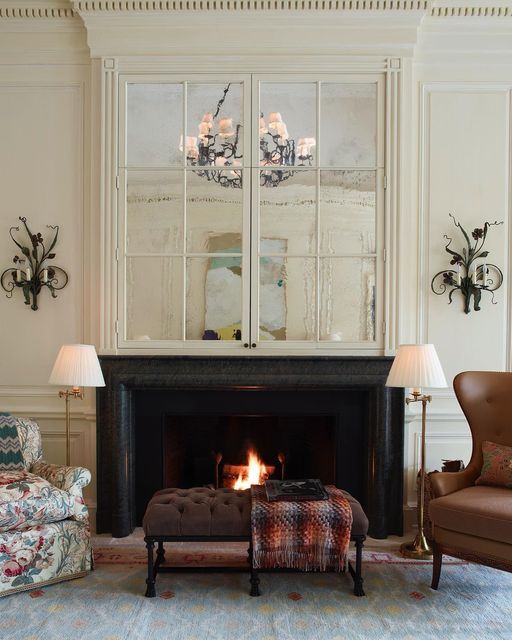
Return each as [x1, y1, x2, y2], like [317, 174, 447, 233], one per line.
[198, 122, 210, 136]
[16, 267, 21, 283]
[42, 268, 48, 283]
[482, 263, 487, 286]
[218, 118, 234, 136]
[457, 264, 461, 286]
[26, 265, 31, 281]
[472, 267, 477, 284]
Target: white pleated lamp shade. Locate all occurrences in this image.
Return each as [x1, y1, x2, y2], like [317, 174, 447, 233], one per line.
[385, 344, 447, 390]
[49, 344, 105, 388]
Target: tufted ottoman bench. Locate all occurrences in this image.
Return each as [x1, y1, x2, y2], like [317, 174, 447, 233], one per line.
[143, 487, 368, 598]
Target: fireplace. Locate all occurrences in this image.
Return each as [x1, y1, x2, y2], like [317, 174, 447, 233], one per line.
[96, 356, 404, 538]
[134, 390, 365, 524]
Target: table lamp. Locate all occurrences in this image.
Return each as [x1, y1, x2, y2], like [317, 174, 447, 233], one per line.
[49, 344, 105, 466]
[385, 344, 447, 559]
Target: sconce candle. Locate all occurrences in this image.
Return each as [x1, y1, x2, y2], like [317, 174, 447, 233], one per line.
[1, 217, 68, 311]
[431, 214, 503, 314]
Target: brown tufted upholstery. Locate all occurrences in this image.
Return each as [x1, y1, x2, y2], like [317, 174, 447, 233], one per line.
[143, 487, 251, 537]
[429, 371, 512, 589]
[143, 486, 369, 539]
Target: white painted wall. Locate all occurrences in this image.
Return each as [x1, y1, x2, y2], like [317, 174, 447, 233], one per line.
[1, 2, 511, 532]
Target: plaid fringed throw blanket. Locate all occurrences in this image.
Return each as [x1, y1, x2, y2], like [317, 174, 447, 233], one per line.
[250, 485, 353, 571]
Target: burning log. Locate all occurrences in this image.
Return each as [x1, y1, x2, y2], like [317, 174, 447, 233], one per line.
[222, 450, 275, 490]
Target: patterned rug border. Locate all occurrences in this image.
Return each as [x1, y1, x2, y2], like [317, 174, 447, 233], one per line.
[93, 546, 466, 566]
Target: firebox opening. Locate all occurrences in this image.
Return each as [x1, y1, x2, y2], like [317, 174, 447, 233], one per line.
[162, 415, 337, 492]
[133, 387, 368, 527]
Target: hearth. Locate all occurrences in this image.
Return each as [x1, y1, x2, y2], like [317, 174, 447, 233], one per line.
[96, 356, 404, 538]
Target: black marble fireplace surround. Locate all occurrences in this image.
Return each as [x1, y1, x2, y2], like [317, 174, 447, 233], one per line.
[96, 356, 404, 539]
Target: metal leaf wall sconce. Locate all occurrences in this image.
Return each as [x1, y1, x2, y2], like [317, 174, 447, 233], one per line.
[1, 217, 68, 311]
[431, 214, 503, 314]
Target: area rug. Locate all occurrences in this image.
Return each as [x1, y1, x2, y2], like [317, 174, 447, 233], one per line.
[93, 542, 465, 566]
[1, 560, 510, 639]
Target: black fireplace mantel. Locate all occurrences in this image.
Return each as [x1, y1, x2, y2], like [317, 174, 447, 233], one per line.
[96, 355, 404, 538]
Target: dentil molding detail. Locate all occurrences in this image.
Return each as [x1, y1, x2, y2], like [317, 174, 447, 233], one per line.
[72, 0, 428, 10]
[1, 0, 511, 15]
[71, 0, 512, 14]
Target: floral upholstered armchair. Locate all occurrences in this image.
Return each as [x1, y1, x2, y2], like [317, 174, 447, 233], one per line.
[0, 414, 92, 596]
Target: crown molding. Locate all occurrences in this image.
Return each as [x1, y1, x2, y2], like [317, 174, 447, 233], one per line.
[1, 0, 510, 17]
[1, 1, 510, 61]
[71, 0, 429, 10]
[430, 1, 511, 17]
[0, 1, 75, 18]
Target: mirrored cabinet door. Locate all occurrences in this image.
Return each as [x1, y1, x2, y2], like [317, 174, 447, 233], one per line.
[253, 77, 383, 348]
[117, 74, 384, 350]
[119, 77, 250, 347]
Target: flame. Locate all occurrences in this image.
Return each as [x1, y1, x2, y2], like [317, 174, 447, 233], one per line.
[233, 450, 268, 490]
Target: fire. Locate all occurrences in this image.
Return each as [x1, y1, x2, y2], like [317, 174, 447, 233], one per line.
[233, 450, 268, 490]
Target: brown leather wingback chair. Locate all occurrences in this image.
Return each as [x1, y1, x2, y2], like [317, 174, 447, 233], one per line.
[429, 371, 512, 589]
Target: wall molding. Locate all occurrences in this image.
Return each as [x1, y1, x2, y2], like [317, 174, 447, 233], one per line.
[0, 386, 56, 397]
[2, 0, 511, 18]
[430, 3, 511, 17]
[73, 0, 429, 10]
[0, 2, 75, 19]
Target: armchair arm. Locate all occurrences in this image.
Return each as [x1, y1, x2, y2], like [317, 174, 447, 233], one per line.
[29, 461, 91, 522]
[30, 461, 91, 495]
[429, 465, 479, 498]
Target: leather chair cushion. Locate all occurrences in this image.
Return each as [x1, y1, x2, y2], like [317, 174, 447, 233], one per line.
[429, 485, 512, 545]
[143, 487, 369, 538]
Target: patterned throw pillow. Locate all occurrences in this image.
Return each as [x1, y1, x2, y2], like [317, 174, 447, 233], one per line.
[0, 414, 24, 471]
[0, 470, 74, 533]
[475, 441, 512, 489]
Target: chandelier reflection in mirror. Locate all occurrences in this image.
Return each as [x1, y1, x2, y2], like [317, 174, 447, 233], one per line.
[179, 83, 316, 189]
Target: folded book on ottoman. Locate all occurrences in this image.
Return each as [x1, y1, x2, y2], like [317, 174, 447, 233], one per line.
[265, 479, 329, 502]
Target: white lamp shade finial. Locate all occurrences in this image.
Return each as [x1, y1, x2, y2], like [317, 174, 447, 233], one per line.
[49, 344, 105, 388]
[385, 344, 447, 390]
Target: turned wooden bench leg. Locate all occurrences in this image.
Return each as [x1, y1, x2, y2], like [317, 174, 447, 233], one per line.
[347, 536, 366, 596]
[248, 541, 261, 597]
[156, 541, 165, 568]
[431, 542, 442, 590]
[352, 535, 366, 597]
[145, 538, 156, 598]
